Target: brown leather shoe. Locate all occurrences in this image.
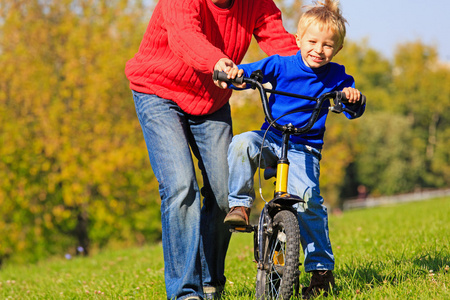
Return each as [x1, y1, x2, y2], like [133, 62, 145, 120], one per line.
[223, 206, 251, 225]
[302, 270, 335, 299]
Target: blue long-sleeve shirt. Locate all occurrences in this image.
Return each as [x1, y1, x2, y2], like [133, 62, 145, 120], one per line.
[234, 50, 365, 149]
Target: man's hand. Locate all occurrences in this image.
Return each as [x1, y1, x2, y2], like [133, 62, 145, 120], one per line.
[213, 58, 246, 89]
[213, 58, 237, 89]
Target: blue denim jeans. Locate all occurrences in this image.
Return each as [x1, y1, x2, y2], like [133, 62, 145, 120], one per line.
[133, 91, 232, 300]
[228, 130, 334, 272]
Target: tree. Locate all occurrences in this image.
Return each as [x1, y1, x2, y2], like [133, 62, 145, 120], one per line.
[1, 0, 449, 265]
[0, 0, 160, 263]
[353, 112, 423, 195]
[323, 41, 393, 205]
[392, 42, 450, 188]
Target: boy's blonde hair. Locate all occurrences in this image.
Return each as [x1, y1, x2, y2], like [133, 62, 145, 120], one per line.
[297, 0, 347, 47]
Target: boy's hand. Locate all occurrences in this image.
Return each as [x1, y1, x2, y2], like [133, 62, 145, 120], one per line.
[342, 87, 361, 103]
[227, 67, 246, 88]
[213, 58, 246, 88]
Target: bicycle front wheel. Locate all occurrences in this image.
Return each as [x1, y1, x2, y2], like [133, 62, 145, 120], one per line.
[255, 209, 300, 299]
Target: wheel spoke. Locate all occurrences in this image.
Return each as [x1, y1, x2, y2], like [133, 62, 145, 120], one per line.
[255, 210, 300, 300]
[267, 226, 287, 298]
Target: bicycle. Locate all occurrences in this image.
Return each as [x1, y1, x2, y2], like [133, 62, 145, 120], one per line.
[213, 70, 366, 300]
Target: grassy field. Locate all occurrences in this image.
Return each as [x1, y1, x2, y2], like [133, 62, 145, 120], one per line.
[1, 197, 449, 299]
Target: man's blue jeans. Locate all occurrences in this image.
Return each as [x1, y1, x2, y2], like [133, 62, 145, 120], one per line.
[133, 91, 232, 300]
[228, 130, 334, 272]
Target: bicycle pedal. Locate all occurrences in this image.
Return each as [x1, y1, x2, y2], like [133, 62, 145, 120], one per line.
[228, 225, 254, 233]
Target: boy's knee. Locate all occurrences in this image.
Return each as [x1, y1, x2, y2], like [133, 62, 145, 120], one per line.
[229, 132, 259, 156]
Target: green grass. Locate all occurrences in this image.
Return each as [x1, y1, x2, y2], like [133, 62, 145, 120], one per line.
[1, 197, 449, 299]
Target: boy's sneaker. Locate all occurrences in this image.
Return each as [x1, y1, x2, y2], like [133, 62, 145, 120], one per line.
[223, 206, 251, 225]
[302, 270, 335, 299]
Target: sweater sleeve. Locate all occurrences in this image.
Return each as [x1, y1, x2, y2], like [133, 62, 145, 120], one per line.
[253, 0, 298, 57]
[163, 0, 227, 73]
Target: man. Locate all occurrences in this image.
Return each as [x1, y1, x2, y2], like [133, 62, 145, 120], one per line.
[125, 0, 298, 299]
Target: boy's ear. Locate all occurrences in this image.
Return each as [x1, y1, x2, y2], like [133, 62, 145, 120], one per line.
[334, 44, 344, 55]
[295, 34, 301, 48]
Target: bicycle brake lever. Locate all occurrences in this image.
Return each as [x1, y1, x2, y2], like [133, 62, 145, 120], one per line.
[342, 107, 358, 117]
[329, 102, 358, 117]
[329, 104, 343, 114]
[249, 70, 263, 89]
[329, 93, 344, 114]
[329, 92, 358, 117]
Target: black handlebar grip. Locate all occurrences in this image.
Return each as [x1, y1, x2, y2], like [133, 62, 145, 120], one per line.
[338, 91, 348, 102]
[338, 91, 367, 106]
[360, 94, 366, 106]
[213, 70, 244, 84]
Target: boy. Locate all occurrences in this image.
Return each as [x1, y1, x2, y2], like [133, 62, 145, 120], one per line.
[223, 0, 365, 298]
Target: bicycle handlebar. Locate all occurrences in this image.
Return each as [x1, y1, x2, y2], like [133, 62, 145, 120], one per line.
[213, 70, 366, 135]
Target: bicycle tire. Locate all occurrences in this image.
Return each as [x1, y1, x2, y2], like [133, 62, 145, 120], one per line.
[255, 209, 300, 299]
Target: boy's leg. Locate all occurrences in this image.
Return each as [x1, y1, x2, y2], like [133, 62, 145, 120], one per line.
[187, 103, 233, 296]
[133, 91, 202, 300]
[226, 131, 279, 224]
[286, 144, 335, 297]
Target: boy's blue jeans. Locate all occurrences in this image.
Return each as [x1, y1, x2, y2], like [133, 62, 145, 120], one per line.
[228, 130, 334, 272]
[132, 91, 232, 300]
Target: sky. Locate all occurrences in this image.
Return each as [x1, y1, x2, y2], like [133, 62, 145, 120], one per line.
[141, 0, 450, 62]
[337, 0, 450, 62]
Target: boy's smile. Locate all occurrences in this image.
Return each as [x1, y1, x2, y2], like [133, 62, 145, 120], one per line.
[296, 23, 343, 69]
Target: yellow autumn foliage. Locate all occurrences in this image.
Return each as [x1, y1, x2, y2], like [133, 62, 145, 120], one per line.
[1, 0, 449, 265]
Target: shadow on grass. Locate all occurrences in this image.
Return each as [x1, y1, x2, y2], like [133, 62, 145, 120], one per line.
[337, 261, 385, 288]
[336, 246, 450, 293]
[411, 247, 450, 273]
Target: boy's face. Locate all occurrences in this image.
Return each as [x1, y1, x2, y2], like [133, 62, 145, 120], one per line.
[296, 23, 343, 69]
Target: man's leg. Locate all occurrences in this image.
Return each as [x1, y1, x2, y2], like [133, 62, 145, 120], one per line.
[187, 104, 233, 297]
[133, 91, 202, 300]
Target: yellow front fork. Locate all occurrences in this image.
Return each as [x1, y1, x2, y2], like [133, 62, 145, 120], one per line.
[275, 162, 289, 194]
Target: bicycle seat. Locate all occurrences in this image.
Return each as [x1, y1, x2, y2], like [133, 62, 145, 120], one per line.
[264, 166, 277, 180]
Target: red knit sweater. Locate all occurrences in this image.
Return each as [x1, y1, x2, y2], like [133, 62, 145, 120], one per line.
[125, 0, 298, 116]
